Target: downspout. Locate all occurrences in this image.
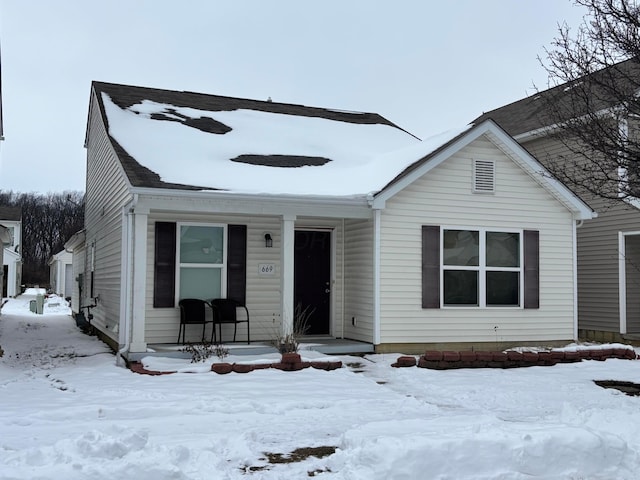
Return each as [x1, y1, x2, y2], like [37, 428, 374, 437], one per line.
[573, 219, 582, 341]
[117, 194, 138, 366]
[619, 231, 627, 335]
[373, 209, 381, 346]
[341, 217, 345, 339]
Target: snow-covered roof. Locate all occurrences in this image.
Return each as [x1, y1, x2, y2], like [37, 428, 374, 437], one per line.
[93, 82, 465, 197]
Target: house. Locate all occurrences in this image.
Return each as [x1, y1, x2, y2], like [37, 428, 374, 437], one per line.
[81, 81, 594, 360]
[0, 206, 22, 298]
[0, 225, 11, 300]
[48, 250, 73, 298]
[63, 230, 86, 318]
[473, 58, 640, 344]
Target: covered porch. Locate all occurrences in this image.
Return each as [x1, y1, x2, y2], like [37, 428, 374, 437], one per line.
[120, 191, 380, 358]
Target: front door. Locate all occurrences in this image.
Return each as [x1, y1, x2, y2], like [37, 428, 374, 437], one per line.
[294, 230, 331, 335]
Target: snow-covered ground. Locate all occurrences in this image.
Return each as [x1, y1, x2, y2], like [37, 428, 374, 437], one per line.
[1, 290, 640, 479]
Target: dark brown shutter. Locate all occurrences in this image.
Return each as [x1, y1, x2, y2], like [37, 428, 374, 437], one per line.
[422, 225, 440, 308]
[523, 230, 539, 309]
[227, 224, 247, 304]
[153, 222, 176, 308]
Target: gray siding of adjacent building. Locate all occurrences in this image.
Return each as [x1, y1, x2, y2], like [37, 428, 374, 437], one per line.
[523, 134, 640, 334]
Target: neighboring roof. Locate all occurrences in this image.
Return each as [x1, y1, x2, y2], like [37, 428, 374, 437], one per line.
[0, 205, 21, 221]
[64, 229, 85, 251]
[373, 119, 595, 220]
[90, 81, 422, 197]
[472, 57, 640, 138]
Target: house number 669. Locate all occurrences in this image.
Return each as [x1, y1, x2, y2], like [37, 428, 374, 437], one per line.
[259, 264, 275, 275]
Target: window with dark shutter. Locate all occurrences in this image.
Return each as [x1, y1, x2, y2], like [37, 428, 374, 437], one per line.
[523, 230, 539, 309]
[426, 226, 538, 309]
[227, 224, 247, 304]
[422, 225, 441, 308]
[153, 222, 176, 308]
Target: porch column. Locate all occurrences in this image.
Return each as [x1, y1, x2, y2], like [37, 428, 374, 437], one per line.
[129, 208, 149, 352]
[281, 214, 296, 335]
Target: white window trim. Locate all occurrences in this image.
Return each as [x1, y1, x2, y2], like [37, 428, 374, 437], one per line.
[175, 222, 228, 303]
[441, 226, 523, 308]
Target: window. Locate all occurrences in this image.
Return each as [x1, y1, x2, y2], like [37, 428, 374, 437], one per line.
[177, 224, 226, 300]
[442, 228, 521, 307]
[154, 223, 247, 308]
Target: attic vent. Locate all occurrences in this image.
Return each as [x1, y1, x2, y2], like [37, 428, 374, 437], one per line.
[473, 159, 495, 193]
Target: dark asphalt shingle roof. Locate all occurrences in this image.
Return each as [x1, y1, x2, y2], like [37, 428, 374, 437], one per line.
[0, 206, 21, 221]
[472, 58, 640, 137]
[91, 81, 415, 191]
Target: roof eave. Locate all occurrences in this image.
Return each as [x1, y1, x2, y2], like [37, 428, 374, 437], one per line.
[129, 186, 373, 219]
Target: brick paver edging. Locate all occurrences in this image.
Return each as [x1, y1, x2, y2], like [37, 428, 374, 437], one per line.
[392, 347, 638, 370]
[129, 353, 343, 375]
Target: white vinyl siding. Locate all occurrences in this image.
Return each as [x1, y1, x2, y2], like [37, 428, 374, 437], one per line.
[378, 134, 576, 344]
[343, 218, 375, 342]
[70, 245, 86, 315]
[84, 91, 133, 341]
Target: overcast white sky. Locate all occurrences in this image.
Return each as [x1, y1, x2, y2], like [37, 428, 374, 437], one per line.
[0, 0, 588, 194]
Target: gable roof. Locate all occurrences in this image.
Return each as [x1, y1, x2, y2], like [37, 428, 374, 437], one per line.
[0, 206, 21, 221]
[90, 82, 422, 196]
[472, 57, 640, 138]
[373, 119, 595, 220]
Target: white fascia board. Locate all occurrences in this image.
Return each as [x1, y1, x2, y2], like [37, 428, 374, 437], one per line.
[3, 247, 19, 262]
[372, 123, 483, 209]
[64, 230, 86, 251]
[130, 187, 373, 219]
[514, 104, 625, 142]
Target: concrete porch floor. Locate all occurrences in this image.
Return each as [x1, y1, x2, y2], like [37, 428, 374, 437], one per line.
[129, 337, 374, 363]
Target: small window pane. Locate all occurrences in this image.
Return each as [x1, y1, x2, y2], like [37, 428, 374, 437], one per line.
[179, 267, 221, 300]
[443, 230, 479, 266]
[487, 271, 519, 306]
[444, 270, 478, 305]
[180, 226, 224, 264]
[486, 232, 519, 267]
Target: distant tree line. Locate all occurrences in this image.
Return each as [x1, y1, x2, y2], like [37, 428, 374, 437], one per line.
[0, 191, 85, 286]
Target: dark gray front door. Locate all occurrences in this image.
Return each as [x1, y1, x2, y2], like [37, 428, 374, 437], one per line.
[294, 230, 331, 335]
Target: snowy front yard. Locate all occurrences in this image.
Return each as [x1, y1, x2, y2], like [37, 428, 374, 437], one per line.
[1, 293, 640, 479]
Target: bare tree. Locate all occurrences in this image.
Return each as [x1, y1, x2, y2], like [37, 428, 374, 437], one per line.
[539, 0, 640, 202]
[0, 191, 84, 286]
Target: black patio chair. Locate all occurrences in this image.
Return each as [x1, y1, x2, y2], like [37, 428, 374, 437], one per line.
[177, 298, 215, 344]
[209, 298, 250, 344]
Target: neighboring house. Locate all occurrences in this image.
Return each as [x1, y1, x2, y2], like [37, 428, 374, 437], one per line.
[0, 225, 11, 299]
[63, 230, 86, 317]
[82, 81, 593, 359]
[473, 59, 640, 343]
[0, 206, 22, 298]
[48, 250, 73, 298]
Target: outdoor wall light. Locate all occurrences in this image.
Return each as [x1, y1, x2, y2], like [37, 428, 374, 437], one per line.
[264, 233, 273, 248]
